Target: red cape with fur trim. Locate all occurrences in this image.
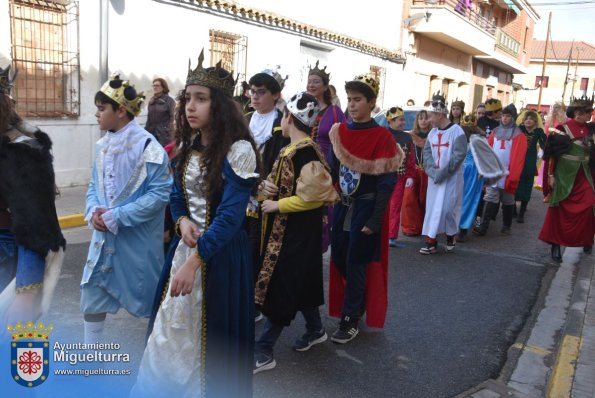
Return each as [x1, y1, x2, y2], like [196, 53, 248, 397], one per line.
[329, 211, 390, 328]
[329, 123, 404, 174]
[488, 132, 528, 193]
[328, 122, 401, 329]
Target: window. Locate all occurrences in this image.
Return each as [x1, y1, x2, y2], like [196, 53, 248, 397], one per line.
[9, 0, 80, 118]
[535, 76, 549, 88]
[209, 30, 248, 94]
[580, 77, 589, 91]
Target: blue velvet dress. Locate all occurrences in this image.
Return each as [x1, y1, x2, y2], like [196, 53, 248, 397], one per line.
[135, 139, 257, 398]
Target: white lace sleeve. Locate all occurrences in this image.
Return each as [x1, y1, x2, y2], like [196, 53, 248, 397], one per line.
[226, 140, 259, 179]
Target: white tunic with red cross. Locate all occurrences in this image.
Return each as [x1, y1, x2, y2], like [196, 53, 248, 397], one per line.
[422, 124, 466, 238]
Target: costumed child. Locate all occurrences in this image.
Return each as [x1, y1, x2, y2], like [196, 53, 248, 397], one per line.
[514, 109, 546, 223]
[401, 110, 431, 236]
[244, 68, 289, 321]
[473, 104, 527, 236]
[457, 114, 486, 242]
[0, 64, 65, 326]
[449, 98, 465, 125]
[253, 92, 338, 373]
[80, 74, 171, 345]
[386, 106, 416, 247]
[420, 92, 467, 254]
[539, 94, 595, 263]
[132, 50, 259, 398]
[328, 73, 402, 343]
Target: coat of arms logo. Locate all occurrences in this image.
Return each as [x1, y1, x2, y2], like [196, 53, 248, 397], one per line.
[7, 321, 52, 388]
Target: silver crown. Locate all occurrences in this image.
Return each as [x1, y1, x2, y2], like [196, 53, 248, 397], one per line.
[286, 92, 320, 127]
[261, 66, 288, 91]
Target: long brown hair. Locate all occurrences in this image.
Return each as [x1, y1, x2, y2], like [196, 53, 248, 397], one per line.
[412, 110, 429, 135]
[174, 69, 261, 202]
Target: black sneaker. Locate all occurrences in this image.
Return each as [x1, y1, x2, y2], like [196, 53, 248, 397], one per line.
[255, 310, 263, 323]
[331, 319, 359, 344]
[253, 352, 276, 374]
[292, 329, 327, 352]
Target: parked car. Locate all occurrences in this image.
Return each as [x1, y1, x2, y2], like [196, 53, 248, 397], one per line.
[373, 106, 427, 132]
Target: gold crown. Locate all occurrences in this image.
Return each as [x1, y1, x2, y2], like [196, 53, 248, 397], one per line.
[569, 93, 594, 108]
[460, 114, 477, 127]
[451, 98, 465, 110]
[187, 49, 236, 96]
[0, 64, 16, 95]
[308, 60, 331, 83]
[7, 321, 53, 342]
[485, 99, 502, 112]
[349, 73, 379, 97]
[100, 74, 145, 116]
[386, 106, 404, 120]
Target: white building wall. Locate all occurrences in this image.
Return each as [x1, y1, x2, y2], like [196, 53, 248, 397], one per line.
[1, 0, 405, 187]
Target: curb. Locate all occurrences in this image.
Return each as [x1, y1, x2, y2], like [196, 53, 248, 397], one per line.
[546, 251, 592, 398]
[58, 213, 86, 229]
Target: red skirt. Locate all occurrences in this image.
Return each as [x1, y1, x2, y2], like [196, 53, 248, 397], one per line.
[401, 167, 428, 236]
[539, 167, 595, 247]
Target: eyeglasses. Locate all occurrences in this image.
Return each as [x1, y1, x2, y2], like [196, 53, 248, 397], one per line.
[250, 88, 269, 97]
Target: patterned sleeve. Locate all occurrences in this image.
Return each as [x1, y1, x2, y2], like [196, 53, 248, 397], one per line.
[226, 140, 259, 180]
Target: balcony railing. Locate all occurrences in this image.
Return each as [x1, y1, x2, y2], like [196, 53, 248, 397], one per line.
[412, 0, 497, 36]
[496, 28, 520, 57]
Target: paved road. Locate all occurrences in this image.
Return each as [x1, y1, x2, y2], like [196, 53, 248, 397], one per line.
[43, 191, 552, 398]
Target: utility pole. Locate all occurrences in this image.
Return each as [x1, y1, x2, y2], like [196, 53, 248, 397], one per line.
[561, 40, 574, 102]
[537, 12, 551, 111]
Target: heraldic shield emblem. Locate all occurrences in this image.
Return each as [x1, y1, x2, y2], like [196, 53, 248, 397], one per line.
[8, 321, 52, 388]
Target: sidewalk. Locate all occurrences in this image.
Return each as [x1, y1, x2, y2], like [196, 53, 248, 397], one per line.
[459, 248, 595, 398]
[56, 185, 88, 229]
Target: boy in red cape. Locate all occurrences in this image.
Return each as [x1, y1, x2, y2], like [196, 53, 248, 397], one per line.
[328, 73, 402, 343]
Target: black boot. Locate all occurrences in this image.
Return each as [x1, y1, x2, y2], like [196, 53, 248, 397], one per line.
[512, 203, 518, 218]
[517, 201, 527, 223]
[551, 244, 562, 263]
[473, 202, 499, 236]
[501, 204, 514, 235]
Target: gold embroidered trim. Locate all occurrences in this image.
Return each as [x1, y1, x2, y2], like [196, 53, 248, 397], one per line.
[16, 283, 43, 293]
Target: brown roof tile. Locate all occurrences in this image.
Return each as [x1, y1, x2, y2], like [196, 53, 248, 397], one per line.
[531, 40, 595, 61]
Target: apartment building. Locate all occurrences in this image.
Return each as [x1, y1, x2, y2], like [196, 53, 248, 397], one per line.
[401, 0, 539, 111]
[517, 40, 595, 114]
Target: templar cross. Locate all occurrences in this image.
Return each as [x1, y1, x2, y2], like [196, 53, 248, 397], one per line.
[432, 132, 450, 167]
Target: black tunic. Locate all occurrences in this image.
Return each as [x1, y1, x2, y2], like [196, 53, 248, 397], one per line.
[260, 145, 324, 326]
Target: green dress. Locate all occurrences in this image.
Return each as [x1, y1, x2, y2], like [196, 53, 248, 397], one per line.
[515, 126, 546, 201]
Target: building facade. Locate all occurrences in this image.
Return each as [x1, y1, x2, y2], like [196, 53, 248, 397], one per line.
[402, 0, 539, 112]
[517, 40, 595, 114]
[0, 0, 407, 187]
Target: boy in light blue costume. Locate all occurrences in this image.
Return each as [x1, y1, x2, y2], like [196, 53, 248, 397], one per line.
[81, 74, 172, 344]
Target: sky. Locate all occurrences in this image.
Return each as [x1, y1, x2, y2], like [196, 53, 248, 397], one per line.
[531, 1, 595, 43]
